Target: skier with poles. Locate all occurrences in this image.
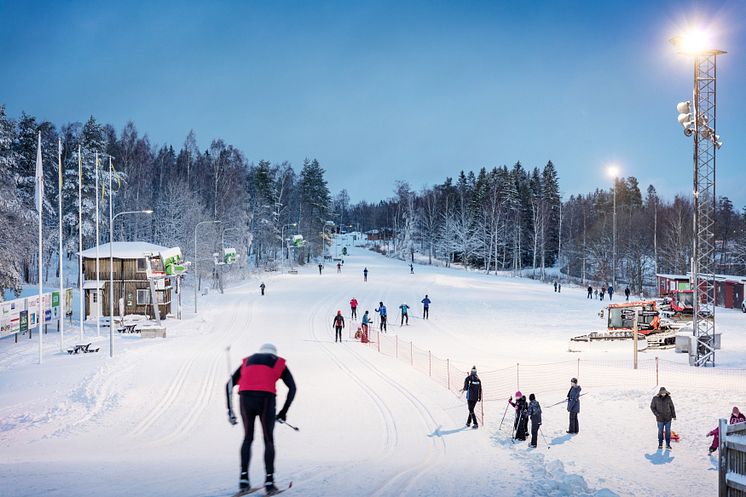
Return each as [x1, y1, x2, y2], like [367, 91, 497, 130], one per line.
[226, 343, 297, 495]
[398, 303, 410, 326]
[567, 378, 581, 434]
[375, 302, 387, 332]
[462, 366, 482, 429]
[527, 393, 542, 448]
[349, 298, 358, 320]
[508, 391, 528, 441]
[332, 311, 345, 343]
[361, 310, 370, 336]
[421, 295, 431, 319]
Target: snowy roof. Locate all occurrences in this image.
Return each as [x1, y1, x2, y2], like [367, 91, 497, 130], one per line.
[83, 280, 106, 289]
[655, 273, 689, 280]
[79, 242, 170, 260]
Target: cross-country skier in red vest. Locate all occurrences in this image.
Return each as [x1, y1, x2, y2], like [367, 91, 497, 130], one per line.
[226, 343, 296, 494]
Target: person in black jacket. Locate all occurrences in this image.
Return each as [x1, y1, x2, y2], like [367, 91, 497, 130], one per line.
[462, 366, 482, 429]
[527, 393, 542, 448]
[567, 378, 581, 434]
[333, 311, 345, 343]
[226, 343, 296, 494]
[509, 391, 529, 440]
[651, 387, 676, 449]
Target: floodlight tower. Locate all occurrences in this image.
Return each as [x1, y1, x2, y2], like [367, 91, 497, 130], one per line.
[672, 30, 725, 367]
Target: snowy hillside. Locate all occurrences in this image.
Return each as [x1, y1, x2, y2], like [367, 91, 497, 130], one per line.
[1, 234, 744, 497]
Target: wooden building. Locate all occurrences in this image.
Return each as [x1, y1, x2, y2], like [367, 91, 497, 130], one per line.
[655, 273, 691, 297]
[657, 272, 745, 310]
[80, 242, 173, 320]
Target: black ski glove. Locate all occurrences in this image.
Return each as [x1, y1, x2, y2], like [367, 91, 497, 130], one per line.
[276, 409, 288, 422]
[228, 409, 238, 426]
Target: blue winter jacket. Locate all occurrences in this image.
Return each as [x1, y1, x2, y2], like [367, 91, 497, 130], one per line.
[567, 385, 581, 413]
[421, 297, 431, 308]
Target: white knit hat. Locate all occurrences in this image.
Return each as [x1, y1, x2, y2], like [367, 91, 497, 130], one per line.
[259, 343, 277, 355]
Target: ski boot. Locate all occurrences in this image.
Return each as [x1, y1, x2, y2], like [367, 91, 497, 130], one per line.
[265, 474, 279, 495]
[239, 471, 250, 490]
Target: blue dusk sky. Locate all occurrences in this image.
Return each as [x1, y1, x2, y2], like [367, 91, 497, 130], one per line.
[1, 1, 744, 205]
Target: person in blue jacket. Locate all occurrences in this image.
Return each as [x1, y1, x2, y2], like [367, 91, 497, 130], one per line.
[421, 295, 431, 319]
[375, 302, 387, 332]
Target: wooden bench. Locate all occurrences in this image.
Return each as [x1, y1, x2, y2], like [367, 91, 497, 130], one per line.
[67, 343, 100, 354]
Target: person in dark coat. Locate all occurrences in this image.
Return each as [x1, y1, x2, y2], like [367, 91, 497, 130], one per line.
[508, 391, 529, 440]
[553, 281, 558, 292]
[332, 310, 345, 343]
[650, 387, 676, 449]
[363, 267, 368, 282]
[421, 295, 431, 319]
[527, 393, 542, 448]
[260, 282, 266, 296]
[608, 285, 614, 300]
[318, 263, 323, 275]
[567, 378, 581, 434]
[731, 406, 746, 425]
[599, 288, 605, 301]
[624, 287, 631, 301]
[587, 286, 593, 299]
[462, 366, 482, 429]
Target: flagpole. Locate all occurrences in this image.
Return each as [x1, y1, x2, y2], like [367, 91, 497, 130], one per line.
[58, 138, 64, 352]
[95, 152, 100, 337]
[108, 156, 114, 358]
[78, 145, 83, 340]
[36, 132, 44, 365]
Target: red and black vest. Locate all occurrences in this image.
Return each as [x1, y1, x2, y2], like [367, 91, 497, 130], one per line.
[238, 353, 286, 394]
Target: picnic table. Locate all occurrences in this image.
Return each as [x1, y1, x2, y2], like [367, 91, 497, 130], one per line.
[117, 314, 148, 333]
[67, 343, 100, 354]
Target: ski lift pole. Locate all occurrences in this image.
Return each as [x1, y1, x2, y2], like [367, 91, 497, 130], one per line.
[633, 308, 639, 370]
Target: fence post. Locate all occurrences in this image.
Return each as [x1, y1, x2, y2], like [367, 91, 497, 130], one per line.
[428, 350, 432, 377]
[447, 358, 451, 390]
[377, 330, 380, 353]
[410, 341, 413, 366]
[516, 363, 520, 391]
[718, 417, 727, 497]
[655, 356, 659, 386]
[577, 358, 580, 379]
[396, 336, 399, 359]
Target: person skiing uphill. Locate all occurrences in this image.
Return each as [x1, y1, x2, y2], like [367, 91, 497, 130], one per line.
[398, 303, 410, 326]
[333, 311, 345, 343]
[421, 295, 431, 319]
[650, 387, 676, 450]
[462, 366, 482, 429]
[226, 343, 296, 494]
[375, 302, 387, 332]
[349, 298, 358, 320]
[363, 267, 368, 282]
[567, 378, 581, 434]
[527, 393, 542, 448]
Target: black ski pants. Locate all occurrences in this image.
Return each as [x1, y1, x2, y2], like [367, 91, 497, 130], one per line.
[423, 307, 429, 319]
[466, 400, 478, 426]
[401, 313, 408, 326]
[569, 412, 579, 433]
[351, 307, 357, 319]
[335, 326, 343, 342]
[380, 316, 387, 331]
[530, 421, 540, 447]
[239, 392, 276, 476]
[514, 411, 527, 440]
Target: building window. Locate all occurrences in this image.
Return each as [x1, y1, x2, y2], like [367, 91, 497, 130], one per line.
[92, 292, 98, 303]
[136, 289, 150, 305]
[136, 258, 147, 272]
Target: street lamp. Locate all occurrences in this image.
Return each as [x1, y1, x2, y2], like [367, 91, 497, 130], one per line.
[606, 165, 619, 289]
[281, 223, 297, 259]
[108, 209, 153, 358]
[194, 220, 221, 313]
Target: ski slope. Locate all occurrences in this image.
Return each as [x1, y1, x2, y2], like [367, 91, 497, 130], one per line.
[1, 234, 744, 497]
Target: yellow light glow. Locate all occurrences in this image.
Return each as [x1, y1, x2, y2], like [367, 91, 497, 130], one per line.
[677, 28, 712, 54]
[606, 165, 620, 178]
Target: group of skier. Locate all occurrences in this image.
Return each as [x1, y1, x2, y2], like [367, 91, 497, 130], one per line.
[505, 378, 581, 448]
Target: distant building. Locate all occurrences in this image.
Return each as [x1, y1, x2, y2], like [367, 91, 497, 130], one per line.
[656, 272, 745, 310]
[79, 242, 174, 320]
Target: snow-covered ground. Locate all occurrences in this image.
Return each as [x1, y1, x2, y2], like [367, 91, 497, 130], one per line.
[1, 234, 744, 497]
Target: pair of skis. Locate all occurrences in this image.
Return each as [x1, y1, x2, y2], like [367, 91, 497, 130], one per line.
[230, 482, 292, 497]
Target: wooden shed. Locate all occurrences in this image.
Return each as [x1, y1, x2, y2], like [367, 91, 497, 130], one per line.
[80, 242, 173, 320]
[656, 273, 690, 297]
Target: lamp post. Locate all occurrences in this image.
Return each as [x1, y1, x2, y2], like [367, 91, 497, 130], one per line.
[109, 209, 152, 358]
[194, 220, 221, 313]
[281, 223, 297, 260]
[671, 29, 725, 368]
[606, 166, 619, 289]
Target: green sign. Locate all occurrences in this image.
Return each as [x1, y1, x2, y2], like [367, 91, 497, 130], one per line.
[52, 291, 60, 308]
[19, 311, 28, 333]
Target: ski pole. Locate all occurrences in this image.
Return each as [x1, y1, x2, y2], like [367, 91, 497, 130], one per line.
[278, 419, 300, 432]
[498, 402, 510, 431]
[539, 427, 550, 449]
